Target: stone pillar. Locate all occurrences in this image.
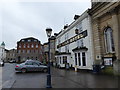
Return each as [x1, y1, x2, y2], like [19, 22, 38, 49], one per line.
[93, 18, 102, 62]
[112, 10, 119, 60]
[111, 8, 120, 75]
[118, 10, 120, 60]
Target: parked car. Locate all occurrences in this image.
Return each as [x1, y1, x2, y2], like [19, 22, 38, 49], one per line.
[15, 60, 48, 73]
[9, 60, 16, 63]
[0, 60, 4, 67]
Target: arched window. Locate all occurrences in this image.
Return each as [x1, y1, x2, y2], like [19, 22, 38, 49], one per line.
[104, 27, 115, 53]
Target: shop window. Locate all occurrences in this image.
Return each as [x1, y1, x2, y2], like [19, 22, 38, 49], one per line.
[82, 52, 86, 66]
[78, 53, 81, 66]
[63, 56, 67, 64]
[60, 57, 61, 64]
[75, 53, 77, 65]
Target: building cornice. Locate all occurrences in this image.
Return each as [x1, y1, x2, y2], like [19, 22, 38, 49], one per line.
[72, 46, 88, 52]
[55, 51, 71, 55]
[88, 2, 119, 20]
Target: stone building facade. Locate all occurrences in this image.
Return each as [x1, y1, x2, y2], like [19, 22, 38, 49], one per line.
[43, 42, 49, 63]
[16, 37, 43, 62]
[6, 49, 17, 62]
[43, 36, 56, 65]
[49, 36, 56, 65]
[0, 42, 6, 62]
[88, 2, 120, 73]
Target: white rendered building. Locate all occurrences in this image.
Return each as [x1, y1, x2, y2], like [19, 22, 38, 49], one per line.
[0, 42, 6, 61]
[55, 10, 94, 70]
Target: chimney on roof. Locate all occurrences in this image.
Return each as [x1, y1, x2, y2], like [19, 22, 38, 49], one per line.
[74, 15, 80, 20]
[64, 24, 69, 29]
[54, 33, 58, 36]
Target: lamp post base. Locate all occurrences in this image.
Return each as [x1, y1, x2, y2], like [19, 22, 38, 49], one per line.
[46, 74, 52, 88]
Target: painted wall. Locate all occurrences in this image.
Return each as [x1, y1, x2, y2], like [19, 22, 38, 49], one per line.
[55, 10, 94, 70]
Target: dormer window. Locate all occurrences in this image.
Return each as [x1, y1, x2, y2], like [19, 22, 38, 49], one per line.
[28, 40, 31, 42]
[34, 40, 37, 42]
[22, 40, 25, 42]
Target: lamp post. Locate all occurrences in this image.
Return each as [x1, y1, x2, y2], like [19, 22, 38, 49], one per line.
[46, 28, 52, 88]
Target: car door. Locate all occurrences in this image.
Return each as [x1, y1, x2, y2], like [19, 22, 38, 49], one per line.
[25, 61, 34, 71]
[32, 62, 40, 71]
[38, 63, 46, 71]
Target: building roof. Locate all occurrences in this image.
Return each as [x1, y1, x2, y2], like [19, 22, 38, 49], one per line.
[1, 42, 5, 46]
[17, 37, 41, 43]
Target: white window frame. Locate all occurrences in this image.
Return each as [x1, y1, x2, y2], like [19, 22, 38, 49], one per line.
[36, 44, 38, 48]
[31, 44, 34, 48]
[104, 27, 115, 53]
[27, 44, 30, 48]
[23, 44, 26, 48]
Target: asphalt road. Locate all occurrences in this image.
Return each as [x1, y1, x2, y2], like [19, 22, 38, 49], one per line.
[1, 63, 119, 88]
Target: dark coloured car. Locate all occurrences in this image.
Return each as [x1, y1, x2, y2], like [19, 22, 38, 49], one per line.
[15, 60, 48, 73]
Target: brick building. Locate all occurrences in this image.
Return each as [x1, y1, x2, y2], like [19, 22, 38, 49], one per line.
[16, 37, 43, 62]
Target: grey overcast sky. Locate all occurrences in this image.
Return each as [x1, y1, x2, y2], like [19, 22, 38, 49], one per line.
[0, 0, 91, 50]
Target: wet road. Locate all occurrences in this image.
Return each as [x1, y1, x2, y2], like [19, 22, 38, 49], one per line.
[2, 63, 119, 88]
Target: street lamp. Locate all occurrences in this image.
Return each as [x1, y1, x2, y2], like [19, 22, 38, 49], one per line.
[46, 28, 52, 88]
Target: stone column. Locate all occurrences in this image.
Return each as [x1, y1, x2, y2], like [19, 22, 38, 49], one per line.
[111, 9, 119, 60]
[92, 17, 102, 64]
[117, 7, 120, 75]
[111, 8, 120, 75]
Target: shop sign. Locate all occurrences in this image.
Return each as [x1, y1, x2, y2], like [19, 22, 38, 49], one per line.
[57, 30, 87, 48]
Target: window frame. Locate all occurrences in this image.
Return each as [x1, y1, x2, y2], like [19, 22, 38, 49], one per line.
[104, 27, 115, 53]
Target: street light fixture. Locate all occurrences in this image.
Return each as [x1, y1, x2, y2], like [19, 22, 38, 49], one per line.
[46, 28, 52, 88]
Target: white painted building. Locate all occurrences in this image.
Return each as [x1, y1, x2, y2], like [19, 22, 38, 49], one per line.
[55, 10, 94, 70]
[0, 42, 6, 61]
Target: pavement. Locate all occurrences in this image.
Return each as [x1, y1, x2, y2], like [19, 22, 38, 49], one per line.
[0, 67, 2, 89]
[1, 63, 120, 89]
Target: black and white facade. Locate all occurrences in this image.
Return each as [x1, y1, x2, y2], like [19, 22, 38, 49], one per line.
[55, 10, 94, 70]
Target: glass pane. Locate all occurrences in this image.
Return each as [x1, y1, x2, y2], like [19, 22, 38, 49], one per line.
[78, 53, 81, 66]
[82, 52, 86, 66]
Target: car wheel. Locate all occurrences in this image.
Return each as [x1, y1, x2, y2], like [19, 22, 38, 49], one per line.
[21, 69, 27, 73]
[43, 69, 47, 73]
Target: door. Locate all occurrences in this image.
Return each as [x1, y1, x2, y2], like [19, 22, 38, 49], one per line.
[25, 61, 34, 71]
[32, 62, 40, 71]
